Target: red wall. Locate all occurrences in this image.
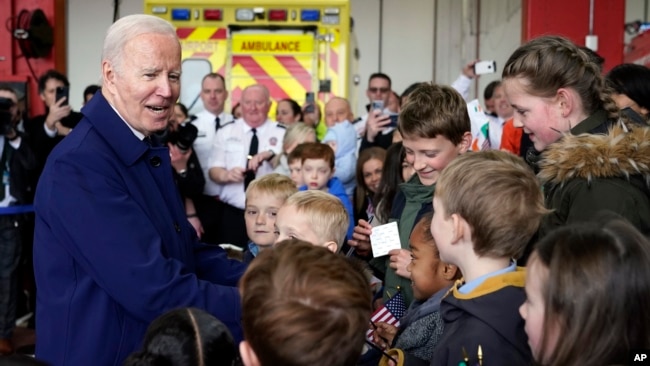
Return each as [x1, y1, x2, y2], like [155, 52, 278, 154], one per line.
[522, 0, 625, 73]
[0, 0, 66, 117]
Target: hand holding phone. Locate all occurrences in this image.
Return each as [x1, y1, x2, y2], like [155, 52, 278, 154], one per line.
[56, 86, 69, 106]
[473, 60, 497, 75]
[371, 100, 384, 112]
[388, 114, 399, 128]
[304, 92, 315, 113]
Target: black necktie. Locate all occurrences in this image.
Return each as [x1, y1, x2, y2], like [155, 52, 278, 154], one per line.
[215, 116, 221, 131]
[244, 128, 258, 190]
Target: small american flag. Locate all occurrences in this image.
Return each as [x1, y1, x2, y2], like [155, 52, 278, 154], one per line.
[366, 291, 407, 341]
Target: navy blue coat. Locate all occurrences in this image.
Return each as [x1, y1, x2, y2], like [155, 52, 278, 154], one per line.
[33, 93, 246, 366]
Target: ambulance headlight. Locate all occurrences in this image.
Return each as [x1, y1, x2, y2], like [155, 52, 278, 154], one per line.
[236, 8, 255, 21]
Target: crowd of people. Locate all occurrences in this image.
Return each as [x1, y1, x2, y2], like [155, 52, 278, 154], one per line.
[1, 13, 650, 366]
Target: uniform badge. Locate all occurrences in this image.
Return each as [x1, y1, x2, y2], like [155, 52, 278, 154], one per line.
[269, 137, 277, 146]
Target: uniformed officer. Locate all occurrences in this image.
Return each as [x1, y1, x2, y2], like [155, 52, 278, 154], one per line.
[190, 73, 235, 244]
[208, 84, 285, 247]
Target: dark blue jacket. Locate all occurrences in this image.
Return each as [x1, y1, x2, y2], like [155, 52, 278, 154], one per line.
[429, 269, 532, 366]
[33, 93, 246, 366]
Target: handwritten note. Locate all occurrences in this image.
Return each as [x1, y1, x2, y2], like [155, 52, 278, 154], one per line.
[370, 222, 402, 257]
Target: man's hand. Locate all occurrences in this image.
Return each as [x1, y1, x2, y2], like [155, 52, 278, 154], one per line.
[45, 98, 72, 130]
[247, 150, 272, 172]
[347, 219, 373, 256]
[226, 167, 246, 183]
[365, 109, 391, 143]
[188, 216, 204, 239]
[388, 249, 412, 279]
[462, 60, 479, 79]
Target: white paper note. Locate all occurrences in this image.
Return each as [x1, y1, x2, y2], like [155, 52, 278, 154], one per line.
[370, 221, 402, 257]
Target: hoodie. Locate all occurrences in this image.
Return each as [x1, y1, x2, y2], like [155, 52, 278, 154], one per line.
[322, 120, 358, 198]
[537, 117, 650, 237]
[429, 269, 532, 366]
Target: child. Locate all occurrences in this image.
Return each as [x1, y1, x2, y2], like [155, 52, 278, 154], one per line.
[350, 83, 472, 307]
[373, 213, 460, 365]
[242, 173, 298, 262]
[239, 239, 372, 366]
[274, 190, 349, 253]
[287, 143, 308, 188]
[124, 307, 241, 366]
[273, 123, 316, 177]
[299, 142, 354, 239]
[429, 150, 548, 365]
[521, 218, 650, 366]
[502, 35, 650, 237]
[322, 119, 358, 199]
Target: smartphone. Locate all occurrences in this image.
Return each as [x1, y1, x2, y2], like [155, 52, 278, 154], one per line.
[371, 100, 384, 111]
[388, 114, 399, 127]
[55, 86, 69, 106]
[474, 60, 497, 75]
[304, 92, 315, 113]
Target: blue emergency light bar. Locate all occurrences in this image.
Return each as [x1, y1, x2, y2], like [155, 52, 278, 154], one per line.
[171, 8, 191, 20]
[301, 9, 320, 21]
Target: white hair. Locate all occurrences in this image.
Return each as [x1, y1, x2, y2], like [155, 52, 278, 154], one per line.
[102, 14, 178, 73]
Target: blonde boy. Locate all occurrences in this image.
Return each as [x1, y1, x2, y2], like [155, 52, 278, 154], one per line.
[274, 190, 349, 252]
[243, 174, 297, 262]
[429, 150, 548, 365]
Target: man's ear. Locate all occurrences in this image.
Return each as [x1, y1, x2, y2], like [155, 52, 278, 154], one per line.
[323, 241, 338, 253]
[240, 341, 261, 366]
[101, 60, 117, 96]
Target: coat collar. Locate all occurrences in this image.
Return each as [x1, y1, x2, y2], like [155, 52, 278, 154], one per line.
[81, 92, 150, 166]
[539, 122, 650, 186]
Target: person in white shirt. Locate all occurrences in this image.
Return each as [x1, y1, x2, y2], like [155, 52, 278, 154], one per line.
[190, 73, 235, 244]
[208, 85, 285, 247]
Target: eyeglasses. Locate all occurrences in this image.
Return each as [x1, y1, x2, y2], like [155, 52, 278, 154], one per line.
[368, 87, 389, 93]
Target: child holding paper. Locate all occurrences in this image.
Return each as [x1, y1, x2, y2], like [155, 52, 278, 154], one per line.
[373, 213, 460, 365]
[350, 83, 472, 306]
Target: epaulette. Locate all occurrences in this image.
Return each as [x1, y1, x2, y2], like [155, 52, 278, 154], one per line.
[216, 120, 235, 131]
[276, 123, 287, 129]
[351, 117, 362, 124]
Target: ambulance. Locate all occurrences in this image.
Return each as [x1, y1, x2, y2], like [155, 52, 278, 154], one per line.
[144, 0, 359, 119]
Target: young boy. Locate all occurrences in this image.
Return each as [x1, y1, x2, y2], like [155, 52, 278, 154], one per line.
[372, 213, 460, 365]
[239, 239, 372, 366]
[430, 150, 548, 365]
[274, 190, 349, 253]
[351, 83, 472, 307]
[287, 143, 308, 188]
[242, 173, 297, 262]
[298, 142, 354, 239]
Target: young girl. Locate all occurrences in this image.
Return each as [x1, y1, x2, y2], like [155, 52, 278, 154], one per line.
[521, 219, 650, 365]
[354, 147, 386, 223]
[502, 35, 650, 238]
[125, 307, 241, 366]
[374, 213, 460, 366]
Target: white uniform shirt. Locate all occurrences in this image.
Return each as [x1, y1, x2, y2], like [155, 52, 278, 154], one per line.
[192, 110, 234, 196]
[487, 115, 507, 149]
[209, 118, 285, 209]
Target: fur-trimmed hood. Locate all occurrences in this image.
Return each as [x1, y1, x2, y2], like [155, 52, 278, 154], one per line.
[538, 124, 650, 186]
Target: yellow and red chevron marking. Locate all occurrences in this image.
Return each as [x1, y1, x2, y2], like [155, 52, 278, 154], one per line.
[229, 33, 316, 106]
[229, 54, 313, 105]
[177, 27, 228, 76]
